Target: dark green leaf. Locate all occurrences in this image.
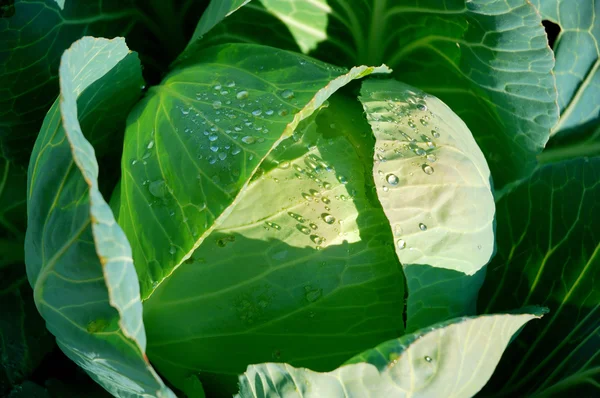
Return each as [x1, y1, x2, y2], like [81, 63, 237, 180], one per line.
[478, 157, 600, 396]
[0, 0, 204, 165]
[25, 37, 173, 397]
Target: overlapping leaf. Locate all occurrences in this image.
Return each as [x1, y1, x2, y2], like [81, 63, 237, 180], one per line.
[531, 0, 600, 138]
[118, 43, 389, 298]
[478, 157, 600, 396]
[208, 0, 558, 189]
[237, 310, 544, 398]
[142, 96, 405, 395]
[25, 37, 173, 397]
[358, 79, 494, 331]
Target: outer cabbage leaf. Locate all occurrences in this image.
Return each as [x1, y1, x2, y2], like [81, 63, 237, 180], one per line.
[478, 157, 600, 396]
[358, 78, 494, 331]
[236, 310, 545, 398]
[208, 0, 558, 189]
[531, 0, 600, 138]
[142, 95, 405, 395]
[0, 0, 204, 165]
[0, 159, 26, 266]
[25, 37, 173, 397]
[118, 43, 390, 298]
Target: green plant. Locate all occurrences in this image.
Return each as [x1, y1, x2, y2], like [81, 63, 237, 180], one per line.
[1, 0, 598, 397]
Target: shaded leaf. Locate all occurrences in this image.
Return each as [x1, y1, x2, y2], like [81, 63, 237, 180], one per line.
[0, 0, 204, 165]
[25, 37, 173, 397]
[479, 157, 600, 396]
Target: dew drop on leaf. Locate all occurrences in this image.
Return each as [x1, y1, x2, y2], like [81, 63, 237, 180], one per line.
[297, 224, 311, 235]
[149, 180, 167, 198]
[417, 104, 427, 111]
[419, 223, 427, 231]
[147, 140, 154, 149]
[422, 164, 434, 175]
[241, 136, 255, 144]
[304, 286, 323, 303]
[396, 239, 406, 250]
[425, 355, 432, 362]
[252, 109, 262, 116]
[236, 90, 249, 100]
[426, 154, 437, 163]
[212, 100, 222, 109]
[321, 213, 335, 224]
[281, 89, 294, 99]
[386, 173, 399, 185]
[310, 235, 325, 245]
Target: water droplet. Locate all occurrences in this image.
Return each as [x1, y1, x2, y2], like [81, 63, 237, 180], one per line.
[386, 173, 399, 185]
[241, 136, 256, 144]
[309, 223, 318, 230]
[279, 161, 290, 169]
[297, 224, 311, 235]
[426, 154, 437, 163]
[210, 145, 219, 152]
[426, 140, 435, 149]
[213, 84, 222, 90]
[425, 356, 432, 362]
[422, 164, 434, 175]
[252, 109, 262, 116]
[278, 109, 289, 117]
[420, 118, 429, 126]
[321, 213, 335, 224]
[231, 146, 242, 155]
[431, 130, 440, 138]
[265, 221, 281, 230]
[226, 80, 235, 87]
[131, 159, 138, 165]
[337, 175, 348, 184]
[220, 90, 229, 95]
[288, 212, 305, 223]
[212, 100, 222, 109]
[265, 109, 274, 116]
[236, 90, 249, 100]
[149, 180, 167, 198]
[408, 120, 416, 129]
[310, 235, 325, 245]
[302, 193, 313, 202]
[209, 133, 219, 142]
[147, 140, 154, 149]
[281, 89, 294, 99]
[309, 189, 320, 197]
[304, 286, 322, 303]
[414, 148, 426, 156]
[396, 239, 406, 250]
[419, 223, 427, 231]
[218, 152, 227, 160]
[169, 246, 176, 255]
[382, 186, 389, 192]
[417, 104, 427, 111]
[323, 182, 332, 190]
[322, 197, 331, 204]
